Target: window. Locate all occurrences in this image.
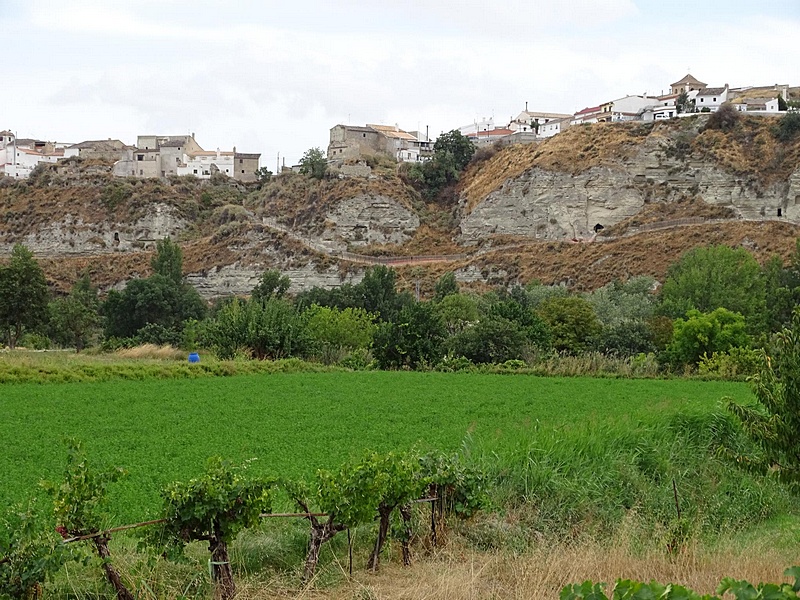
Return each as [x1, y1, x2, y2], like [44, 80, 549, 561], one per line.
[239, 158, 243, 164]
[241, 170, 245, 174]
[778, 208, 783, 217]
[193, 169, 197, 174]
[137, 154, 144, 161]
[713, 98, 717, 102]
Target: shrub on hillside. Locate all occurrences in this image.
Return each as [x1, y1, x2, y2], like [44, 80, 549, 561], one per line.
[702, 103, 740, 131]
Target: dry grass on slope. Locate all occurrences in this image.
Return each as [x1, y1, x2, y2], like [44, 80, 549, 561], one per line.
[460, 122, 655, 213]
[251, 173, 419, 233]
[469, 220, 800, 291]
[691, 115, 800, 186]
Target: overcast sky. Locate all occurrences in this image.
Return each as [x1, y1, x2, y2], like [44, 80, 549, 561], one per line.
[3, 0, 799, 167]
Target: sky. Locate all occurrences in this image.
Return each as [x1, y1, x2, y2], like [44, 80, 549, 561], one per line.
[3, 0, 799, 168]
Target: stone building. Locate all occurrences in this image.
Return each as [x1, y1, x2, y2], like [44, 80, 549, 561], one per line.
[327, 124, 431, 164]
[114, 134, 260, 181]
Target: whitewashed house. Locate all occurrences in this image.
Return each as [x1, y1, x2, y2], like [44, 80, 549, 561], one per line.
[695, 85, 729, 111]
[176, 150, 236, 178]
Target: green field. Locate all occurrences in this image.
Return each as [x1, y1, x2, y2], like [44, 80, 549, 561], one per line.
[0, 371, 751, 524]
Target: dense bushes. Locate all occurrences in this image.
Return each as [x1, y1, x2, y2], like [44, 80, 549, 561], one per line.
[8, 238, 800, 376]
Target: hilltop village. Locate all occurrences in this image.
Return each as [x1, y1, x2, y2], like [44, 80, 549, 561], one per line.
[1, 74, 795, 181]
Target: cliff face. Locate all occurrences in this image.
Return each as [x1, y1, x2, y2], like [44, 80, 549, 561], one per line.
[458, 115, 800, 242]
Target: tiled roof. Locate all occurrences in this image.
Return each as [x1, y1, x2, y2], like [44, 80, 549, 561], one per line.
[697, 86, 727, 96]
[368, 124, 417, 140]
[575, 106, 601, 115]
[671, 74, 707, 87]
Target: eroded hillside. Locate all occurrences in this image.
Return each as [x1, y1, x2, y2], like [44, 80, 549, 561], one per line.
[2, 113, 800, 298]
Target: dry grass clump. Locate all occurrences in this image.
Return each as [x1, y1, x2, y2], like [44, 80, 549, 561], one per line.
[115, 344, 186, 360]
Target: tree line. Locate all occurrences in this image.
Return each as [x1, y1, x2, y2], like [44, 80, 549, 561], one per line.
[3, 238, 800, 374]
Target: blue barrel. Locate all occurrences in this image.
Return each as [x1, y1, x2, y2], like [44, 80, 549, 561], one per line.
[188, 352, 200, 363]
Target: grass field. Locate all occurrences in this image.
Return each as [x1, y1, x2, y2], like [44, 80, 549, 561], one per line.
[1, 371, 750, 524]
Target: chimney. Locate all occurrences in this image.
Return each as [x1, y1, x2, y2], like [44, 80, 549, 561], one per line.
[525, 101, 528, 112]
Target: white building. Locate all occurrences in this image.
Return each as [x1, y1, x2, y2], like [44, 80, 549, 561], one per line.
[695, 85, 729, 112]
[509, 109, 573, 136]
[731, 97, 781, 113]
[176, 150, 235, 178]
[0, 131, 63, 179]
[537, 116, 572, 138]
[459, 117, 496, 136]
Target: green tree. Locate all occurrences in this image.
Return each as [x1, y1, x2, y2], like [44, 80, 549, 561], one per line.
[373, 301, 446, 369]
[658, 245, 765, 332]
[409, 130, 475, 199]
[435, 293, 479, 335]
[48, 274, 101, 352]
[304, 305, 376, 361]
[726, 309, 800, 488]
[150, 458, 272, 600]
[299, 147, 327, 179]
[204, 297, 308, 360]
[433, 129, 475, 172]
[665, 308, 749, 367]
[151, 238, 183, 285]
[433, 271, 459, 301]
[447, 315, 529, 364]
[537, 296, 600, 354]
[103, 240, 206, 341]
[255, 166, 272, 183]
[356, 265, 411, 322]
[778, 94, 788, 112]
[251, 268, 290, 302]
[0, 244, 49, 349]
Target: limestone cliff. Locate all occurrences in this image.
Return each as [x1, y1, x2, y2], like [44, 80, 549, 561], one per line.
[458, 115, 800, 242]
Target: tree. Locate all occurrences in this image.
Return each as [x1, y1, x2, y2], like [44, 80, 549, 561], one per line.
[204, 297, 308, 360]
[433, 272, 459, 301]
[537, 296, 600, 354]
[726, 309, 800, 488]
[435, 293, 479, 335]
[447, 315, 529, 364]
[0, 244, 49, 349]
[778, 94, 788, 112]
[665, 308, 749, 367]
[373, 301, 446, 369]
[703, 102, 739, 131]
[303, 305, 376, 358]
[433, 129, 475, 173]
[658, 245, 765, 332]
[409, 130, 475, 199]
[357, 265, 411, 322]
[676, 91, 695, 114]
[103, 240, 206, 341]
[255, 166, 273, 183]
[299, 147, 327, 179]
[151, 238, 183, 285]
[48, 274, 101, 352]
[251, 269, 290, 302]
